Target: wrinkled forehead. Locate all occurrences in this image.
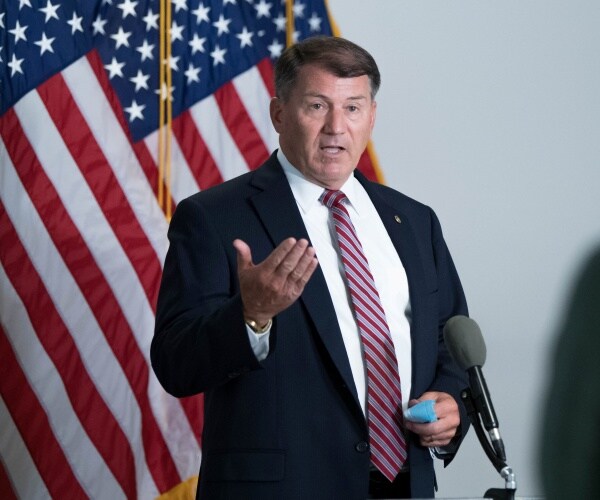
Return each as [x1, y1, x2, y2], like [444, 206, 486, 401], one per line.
[292, 65, 374, 101]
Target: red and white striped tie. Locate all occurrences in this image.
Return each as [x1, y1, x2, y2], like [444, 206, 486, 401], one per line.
[321, 189, 407, 481]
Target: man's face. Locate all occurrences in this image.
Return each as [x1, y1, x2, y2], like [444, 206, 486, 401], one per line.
[270, 64, 376, 190]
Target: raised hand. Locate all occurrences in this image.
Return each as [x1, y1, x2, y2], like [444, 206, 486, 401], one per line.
[233, 238, 319, 327]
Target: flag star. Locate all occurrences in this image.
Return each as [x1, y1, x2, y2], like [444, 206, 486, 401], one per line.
[212, 14, 231, 36]
[267, 39, 283, 58]
[0, 13, 4, 29]
[110, 26, 132, 49]
[19, 0, 32, 9]
[118, 0, 138, 19]
[255, 0, 272, 19]
[8, 53, 25, 76]
[164, 55, 180, 71]
[273, 13, 286, 32]
[142, 8, 159, 30]
[129, 69, 150, 91]
[308, 12, 322, 32]
[223, 0, 236, 5]
[124, 100, 145, 121]
[172, 0, 188, 12]
[210, 44, 227, 66]
[92, 15, 107, 35]
[292, 30, 300, 43]
[136, 39, 154, 61]
[9, 21, 28, 44]
[34, 32, 55, 54]
[170, 21, 185, 42]
[293, 1, 306, 18]
[67, 12, 84, 34]
[184, 63, 201, 84]
[192, 3, 210, 24]
[188, 33, 206, 54]
[104, 57, 125, 78]
[236, 27, 254, 48]
[39, 0, 60, 22]
[156, 82, 174, 102]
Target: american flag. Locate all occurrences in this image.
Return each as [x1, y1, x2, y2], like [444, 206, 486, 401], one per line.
[0, 0, 380, 498]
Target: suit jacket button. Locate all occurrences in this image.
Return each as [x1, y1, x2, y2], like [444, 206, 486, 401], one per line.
[355, 441, 369, 453]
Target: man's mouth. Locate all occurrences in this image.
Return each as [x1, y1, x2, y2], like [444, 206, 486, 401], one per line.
[320, 146, 345, 154]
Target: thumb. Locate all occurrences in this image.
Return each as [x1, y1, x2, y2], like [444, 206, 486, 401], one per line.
[233, 239, 253, 270]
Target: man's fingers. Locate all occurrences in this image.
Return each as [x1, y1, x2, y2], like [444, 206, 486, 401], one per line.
[235, 238, 318, 322]
[259, 237, 299, 272]
[289, 246, 318, 283]
[272, 238, 310, 277]
[405, 391, 460, 448]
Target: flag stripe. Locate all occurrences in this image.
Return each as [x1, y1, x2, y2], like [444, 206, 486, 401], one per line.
[0, 326, 88, 499]
[68, 53, 170, 262]
[0, 448, 17, 500]
[0, 139, 160, 498]
[214, 81, 271, 170]
[0, 200, 134, 498]
[172, 110, 223, 190]
[0, 395, 48, 500]
[37, 72, 164, 311]
[84, 50, 180, 224]
[256, 57, 277, 97]
[142, 128, 199, 204]
[188, 94, 250, 181]
[0, 106, 179, 492]
[232, 63, 279, 152]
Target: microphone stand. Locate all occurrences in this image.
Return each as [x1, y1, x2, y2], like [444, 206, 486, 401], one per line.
[461, 388, 517, 500]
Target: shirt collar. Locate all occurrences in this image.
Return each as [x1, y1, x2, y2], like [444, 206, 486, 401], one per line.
[277, 149, 361, 216]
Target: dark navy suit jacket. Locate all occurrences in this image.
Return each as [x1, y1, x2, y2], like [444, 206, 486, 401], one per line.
[151, 152, 469, 499]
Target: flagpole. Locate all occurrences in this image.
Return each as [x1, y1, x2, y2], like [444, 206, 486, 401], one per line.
[158, 0, 173, 219]
[165, 0, 173, 220]
[158, 0, 166, 212]
[285, 0, 294, 47]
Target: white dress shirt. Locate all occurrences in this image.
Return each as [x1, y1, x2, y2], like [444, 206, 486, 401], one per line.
[247, 150, 413, 415]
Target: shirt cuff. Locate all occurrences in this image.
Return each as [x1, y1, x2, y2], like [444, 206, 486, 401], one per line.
[246, 325, 271, 361]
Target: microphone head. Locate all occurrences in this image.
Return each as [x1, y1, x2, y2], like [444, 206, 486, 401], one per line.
[443, 315, 487, 370]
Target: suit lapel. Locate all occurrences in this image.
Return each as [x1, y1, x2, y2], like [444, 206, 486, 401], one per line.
[248, 156, 362, 411]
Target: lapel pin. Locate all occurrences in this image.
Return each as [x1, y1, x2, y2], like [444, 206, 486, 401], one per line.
[394, 215, 402, 223]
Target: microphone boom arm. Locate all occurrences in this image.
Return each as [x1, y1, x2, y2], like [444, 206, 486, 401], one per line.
[461, 388, 517, 499]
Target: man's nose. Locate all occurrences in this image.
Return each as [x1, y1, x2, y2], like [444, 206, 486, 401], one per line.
[323, 108, 344, 134]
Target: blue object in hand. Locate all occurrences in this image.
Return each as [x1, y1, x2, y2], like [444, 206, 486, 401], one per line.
[404, 399, 438, 423]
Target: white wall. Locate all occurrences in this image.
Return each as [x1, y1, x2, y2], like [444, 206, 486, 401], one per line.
[327, 0, 600, 497]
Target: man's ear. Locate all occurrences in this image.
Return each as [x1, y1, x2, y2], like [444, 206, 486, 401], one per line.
[270, 97, 283, 133]
[370, 100, 377, 132]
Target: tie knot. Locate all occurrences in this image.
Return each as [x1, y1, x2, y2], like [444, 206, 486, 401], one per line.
[321, 189, 347, 209]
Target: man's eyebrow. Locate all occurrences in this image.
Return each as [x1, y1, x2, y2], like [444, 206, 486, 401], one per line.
[301, 92, 368, 101]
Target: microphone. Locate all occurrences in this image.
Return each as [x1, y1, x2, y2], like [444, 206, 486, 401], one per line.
[443, 315, 506, 461]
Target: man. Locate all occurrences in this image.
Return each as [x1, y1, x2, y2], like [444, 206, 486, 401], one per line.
[152, 36, 469, 499]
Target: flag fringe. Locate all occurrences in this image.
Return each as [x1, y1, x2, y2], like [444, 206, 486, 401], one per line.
[156, 476, 199, 500]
